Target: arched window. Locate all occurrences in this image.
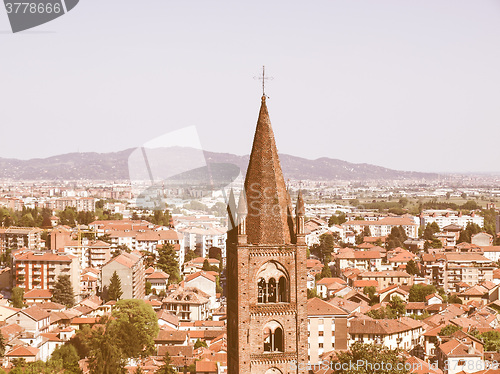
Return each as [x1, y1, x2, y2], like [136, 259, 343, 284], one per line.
[268, 278, 276, 303]
[258, 278, 266, 303]
[278, 276, 287, 302]
[265, 369, 283, 374]
[256, 261, 289, 304]
[263, 321, 284, 353]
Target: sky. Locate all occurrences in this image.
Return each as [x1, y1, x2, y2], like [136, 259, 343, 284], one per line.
[1, 0, 500, 173]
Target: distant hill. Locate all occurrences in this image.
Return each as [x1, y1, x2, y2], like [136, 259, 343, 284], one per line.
[0, 147, 438, 181]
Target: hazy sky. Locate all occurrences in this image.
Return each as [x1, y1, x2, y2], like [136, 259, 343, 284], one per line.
[1, 1, 500, 173]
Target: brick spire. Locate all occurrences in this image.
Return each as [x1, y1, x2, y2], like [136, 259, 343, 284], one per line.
[244, 96, 292, 245]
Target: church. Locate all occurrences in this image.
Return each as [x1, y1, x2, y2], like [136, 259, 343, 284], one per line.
[226, 95, 308, 373]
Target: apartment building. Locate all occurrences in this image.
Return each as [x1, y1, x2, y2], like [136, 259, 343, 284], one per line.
[349, 317, 424, 352]
[12, 249, 80, 297]
[307, 297, 349, 364]
[0, 227, 43, 253]
[162, 287, 210, 322]
[179, 227, 226, 259]
[356, 271, 413, 289]
[100, 252, 145, 299]
[342, 217, 418, 238]
[50, 197, 96, 212]
[335, 249, 382, 274]
[422, 252, 494, 292]
[420, 210, 484, 230]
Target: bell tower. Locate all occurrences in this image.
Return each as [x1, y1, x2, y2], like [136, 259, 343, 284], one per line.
[227, 95, 308, 374]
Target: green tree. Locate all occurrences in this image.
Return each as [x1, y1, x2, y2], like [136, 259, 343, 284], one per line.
[316, 264, 332, 280]
[202, 259, 211, 271]
[448, 294, 463, 304]
[11, 287, 24, 308]
[329, 212, 346, 226]
[438, 324, 462, 336]
[145, 281, 152, 295]
[458, 222, 482, 244]
[307, 288, 318, 299]
[51, 274, 75, 307]
[479, 330, 500, 351]
[318, 232, 335, 262]
[388, 296, 406, 318]
[50, 343, 82, 373]
[107, 271, 123, 301]
[194, 338, 208, 349]
[406, 259, 419, 276]
[88, 326, 126, 374]
[156, 352, 177, 374]
[386, 226, 408, 250]
[409, 284, 436, 302]
[0, 330, 5, 358]
[331, 342, 409, 374]
[157, 244, 180, 283]
[109, 299, 159, 359]
[184, 249, 197, 263]
[363, 286, 378, 306]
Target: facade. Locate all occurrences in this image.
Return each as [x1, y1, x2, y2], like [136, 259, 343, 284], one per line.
[420, 210, 484, 230]
[226, 96, 308, 374]
[335, 249, 382, 274]
[12, 249, 80, 297]
[162, 287, 210, 321]
[100, 252, 145, 299]
[307, 298, 348, 364]
[0, 227, 43, 254]
[356, 270, 413, 289]
[349, 317, 424, 352]
[422, 252, 495, 292]
[342, 217, 418, 238]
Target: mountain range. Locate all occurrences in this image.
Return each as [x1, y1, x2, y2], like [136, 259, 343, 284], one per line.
[0, 147, 438, 181]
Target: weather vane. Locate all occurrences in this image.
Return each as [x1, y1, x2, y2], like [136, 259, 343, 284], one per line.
[254, 65, 273, 97]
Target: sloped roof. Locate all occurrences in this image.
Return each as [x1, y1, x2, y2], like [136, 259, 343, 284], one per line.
[307, 298, 348, 316]
[243, 96, 293, 245]
[21, 305, 50, 321]
[23, 289, 52, 299]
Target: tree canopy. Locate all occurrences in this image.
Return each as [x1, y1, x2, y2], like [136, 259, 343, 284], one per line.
[52, 275, 75, 307]
[409, 284, 436, 302]
[11, 287, 24, 308]
[107, 271, 123, 302]
[331, 342, 410, 374]
[109, 299, 159, 359]
[157, 244, 180, 283]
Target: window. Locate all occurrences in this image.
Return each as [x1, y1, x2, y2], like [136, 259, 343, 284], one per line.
[318, 319, 323, 325]
[319, 343, 323, 348]
[318, 331, 324, 336]
[263, 321, 284, 353]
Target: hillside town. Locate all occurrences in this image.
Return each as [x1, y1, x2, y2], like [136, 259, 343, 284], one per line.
[0, 174, 499, 374]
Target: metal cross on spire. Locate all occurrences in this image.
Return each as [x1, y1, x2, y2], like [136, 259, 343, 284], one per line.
[254, 65, 273, 97]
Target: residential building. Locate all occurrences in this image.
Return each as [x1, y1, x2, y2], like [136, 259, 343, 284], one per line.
[0, 227, 43, 254]
[342, 217, 419, 239]
[100, 252, 145, 299]
[12, 249, 80, 297]
[356, 271, 413, 289]
[420, 210, 484, 230]
[162, 287, 210, 321]
[335, 249, 382, 274]
[349, 317, 424, 352]
[307, 297, 349, 364]
[422, 252, 495, 292]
